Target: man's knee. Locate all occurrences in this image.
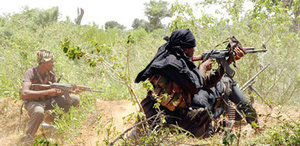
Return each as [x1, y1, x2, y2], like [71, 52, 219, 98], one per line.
[31, 106, 45, 122]
[70, 95, 80, 107]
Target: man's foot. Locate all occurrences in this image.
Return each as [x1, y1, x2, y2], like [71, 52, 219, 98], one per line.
[41, 122, 55, 128]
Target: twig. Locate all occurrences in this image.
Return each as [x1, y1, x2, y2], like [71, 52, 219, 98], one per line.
[279, 78, 294, 104]
[109, 110, 164, 146]
[150, 109, 163, 128]
[265, 66, 285, 96]
[286, 87, 297, 102]
[95, 47, 145, 115]
[124, 44, 144, 116]
[237, 120, 241, 146]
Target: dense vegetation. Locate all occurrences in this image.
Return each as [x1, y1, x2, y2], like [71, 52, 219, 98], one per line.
[0, 0, 299, 145]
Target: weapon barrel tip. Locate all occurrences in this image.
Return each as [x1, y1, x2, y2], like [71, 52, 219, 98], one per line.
[244, 47, 255, 50]
[257, 49, 268, 52]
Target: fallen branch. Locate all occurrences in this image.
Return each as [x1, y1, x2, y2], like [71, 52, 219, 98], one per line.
[109, 110, 164, 146]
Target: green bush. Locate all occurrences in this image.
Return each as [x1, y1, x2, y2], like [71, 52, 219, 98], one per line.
[249, 120, 300, 145]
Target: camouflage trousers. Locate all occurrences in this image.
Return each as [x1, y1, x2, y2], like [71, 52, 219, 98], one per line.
[24, 95, 80, 145]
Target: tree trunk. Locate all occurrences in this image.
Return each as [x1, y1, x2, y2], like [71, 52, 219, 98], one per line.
[75, 8, 84, 25]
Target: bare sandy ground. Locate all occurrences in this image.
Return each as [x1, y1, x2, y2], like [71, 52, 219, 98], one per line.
[0, 98, 299, 145]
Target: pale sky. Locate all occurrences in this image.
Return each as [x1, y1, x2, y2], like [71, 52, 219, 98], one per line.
[0, 0, 253, 29]
[0, 0, 201, 29]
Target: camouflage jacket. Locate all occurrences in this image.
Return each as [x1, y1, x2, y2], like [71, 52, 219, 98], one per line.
[149, 74, 191, 111]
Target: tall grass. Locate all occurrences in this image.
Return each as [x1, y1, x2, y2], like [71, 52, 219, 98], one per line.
[0, 2, 299, 144]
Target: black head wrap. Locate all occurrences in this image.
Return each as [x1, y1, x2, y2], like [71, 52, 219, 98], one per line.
[164, 29, 196, 49]
[135, 29, 203, 94]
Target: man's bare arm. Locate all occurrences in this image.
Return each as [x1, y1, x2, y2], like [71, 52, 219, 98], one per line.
[21, 82, 58, 100]
[192, 55, 203, 61]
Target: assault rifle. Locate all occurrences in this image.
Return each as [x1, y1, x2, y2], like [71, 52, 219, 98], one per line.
[200, 36, 267, 78]
[31, 83, 102, 103]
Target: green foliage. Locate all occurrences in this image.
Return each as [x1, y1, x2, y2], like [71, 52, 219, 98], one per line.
[61, 37, 86, 60]
[7, 6, 58, 33]
[131, 18, 149, 31]
[123, 119, 190, 145]
[169, 2, 198, 33]
[249, 120, 300, 145]
[34, 138, 58, 146]
[102, 123, 118, 145]
[144, 0, 171, 31]
[142, 80, 153, 91]
[51, 104, 86, 142]
[223, 132, 237, 146]
[131, 27, 148, 41]
[104, 21, 126, 30]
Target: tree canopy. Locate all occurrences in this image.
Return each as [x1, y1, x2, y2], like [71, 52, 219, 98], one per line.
[105, 20, 126, 30]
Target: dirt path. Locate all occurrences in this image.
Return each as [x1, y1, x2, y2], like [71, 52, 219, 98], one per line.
[0, 98, 28, 145]
[0, 98, 139, 145]
[0, 98, 299, 145]
[74, 99, 139, 145]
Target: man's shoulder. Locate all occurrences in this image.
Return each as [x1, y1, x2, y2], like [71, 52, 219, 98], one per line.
[23, 67, 38, 83]
[25, 67, 37, 73]
[24, 67, 36, 76]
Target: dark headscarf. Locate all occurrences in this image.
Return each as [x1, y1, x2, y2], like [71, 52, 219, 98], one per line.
[167, 29, 196, 49]
[135, 29, 203, 94]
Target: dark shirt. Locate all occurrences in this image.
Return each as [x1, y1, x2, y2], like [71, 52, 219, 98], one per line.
[23, 67, 56, 100]
[23, 67, 56, 86]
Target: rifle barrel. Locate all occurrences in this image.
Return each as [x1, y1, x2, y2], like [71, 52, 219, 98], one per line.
[219, 47, 255, 52]
[244, 47, 255, 50]
[245, 49, 267, 53]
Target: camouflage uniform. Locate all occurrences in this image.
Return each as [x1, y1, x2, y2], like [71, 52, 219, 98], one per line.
[149, 74, 191, 111]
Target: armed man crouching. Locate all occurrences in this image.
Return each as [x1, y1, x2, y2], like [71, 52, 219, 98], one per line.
[20, 50, 80, 145]
[132, 29, 246, 139]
